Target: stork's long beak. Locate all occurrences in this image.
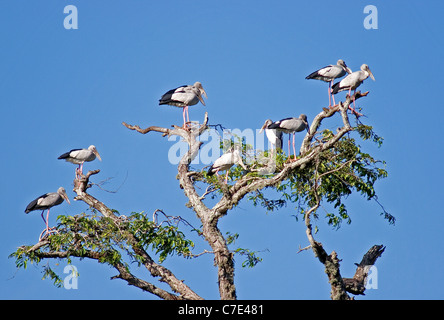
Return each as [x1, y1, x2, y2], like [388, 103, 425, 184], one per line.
[62, 191, 71, 205]
[94, 149, 102, 161]
[201, 88, 207, 99]
[238, 157, 248, 171]
[345, 66, 352, 74]
[305, 121, 311, 135]
[369, 70, 375, 81]
[197, 94, 205, 106]
[259, 122, 268, 134]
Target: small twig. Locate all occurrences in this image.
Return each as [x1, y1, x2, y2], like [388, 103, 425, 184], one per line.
[199, 185, 216, 201]
[185, 250, 215, 258]
[90, 171, 128, 194]
[152, 209, 202, 236]
[297, 245, 312, 254]
[121, 123, 171, 135]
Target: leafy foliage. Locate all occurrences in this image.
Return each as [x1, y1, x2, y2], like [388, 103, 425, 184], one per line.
[204, 123, 394, 229]
[226, 232, 265, 268]
[10, 211, 195, 285]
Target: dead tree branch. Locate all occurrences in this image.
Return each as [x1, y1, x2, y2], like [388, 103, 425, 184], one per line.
[305, 202, 351, 300]
[343, 245, 385, 295]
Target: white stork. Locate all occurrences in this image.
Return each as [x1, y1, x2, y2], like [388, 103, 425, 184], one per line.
[267, 114, 309, 160]
[58, 145, 102, 178]
[260, 119, 283, 151]
[207, 147, 248, 184]
[25, 187, 70, 240]
[306, 59, 352, 107]
[332, 64, 375, 114]
[159, 82, 207, 129]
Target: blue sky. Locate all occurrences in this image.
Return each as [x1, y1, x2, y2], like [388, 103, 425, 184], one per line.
[1, 0, 443, 300]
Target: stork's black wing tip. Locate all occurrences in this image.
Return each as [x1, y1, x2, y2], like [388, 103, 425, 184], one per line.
[207, 165, 215, 176]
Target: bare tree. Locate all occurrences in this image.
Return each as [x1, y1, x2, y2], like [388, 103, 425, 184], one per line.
[11, 92, 393, 300]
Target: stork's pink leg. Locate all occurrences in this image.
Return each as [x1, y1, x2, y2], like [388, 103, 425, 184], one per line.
[46, 209, 50, 231]
[347, 88, 357, 109]
[182, 107, 187, 128]
[347, 87, 355, 113]
[75, 164, 81, 179]
[288, 135, 291, 158]
[292, 133, 297, 161]
[77, 162, 85, 177]
[39, 209, 52, 240]
[328, 82, 332, 107]
[225, 171, 229, 184]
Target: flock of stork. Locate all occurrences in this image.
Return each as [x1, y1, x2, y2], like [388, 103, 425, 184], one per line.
[24, 59, 374, 240]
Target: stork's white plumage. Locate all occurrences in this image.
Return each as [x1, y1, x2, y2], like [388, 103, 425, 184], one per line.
[25, 187, 71, 240]
[159, 82, 207, 129]
[332, 64, 375, 115]
[268, 114, 309, 160]
[306, 59, 352, 107]
[207, 147, 247, 184]
[260, 119, 283, 151]
[58, 145, 101, 178]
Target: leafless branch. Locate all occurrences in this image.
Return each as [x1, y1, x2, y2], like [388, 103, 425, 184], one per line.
[185, 250, 215, 258]
[152, 209, 202, 236]
[199, 185, 217, 201]
[297, 245, 312, 254]
[343, 245, 385, 295]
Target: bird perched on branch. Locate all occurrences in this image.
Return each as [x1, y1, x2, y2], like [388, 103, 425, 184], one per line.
[58, 145, 102, 178]
[306, 59, 352, 107]
[159, 82, 207, 129]
[332, 64, 375, 115]
[25, 187, 70, 240]
[207, 147, 248, 184]
[267, 114, 309, 160]
[260, 119, 283, 151]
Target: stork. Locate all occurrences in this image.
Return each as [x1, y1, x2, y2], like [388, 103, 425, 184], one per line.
[159, 82, 207, 129]
[260, 119, 283, 151]
[58, 145, 102, 178]
[306, 59, 352, 107]
[25, 187, 70, 240]
[207, 147, 248, 184]
[331, 64, 375, 115]
[267, 114, 309, 160]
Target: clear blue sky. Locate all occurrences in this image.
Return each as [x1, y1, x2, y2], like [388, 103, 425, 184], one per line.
[1, 0, 443, 300]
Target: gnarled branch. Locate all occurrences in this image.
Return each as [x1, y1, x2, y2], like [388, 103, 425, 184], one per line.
[343, 245, 385, 295]
[23, 239, 182, 300]
[72, 169, 203, 300]
[123, 112, 237, 300]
